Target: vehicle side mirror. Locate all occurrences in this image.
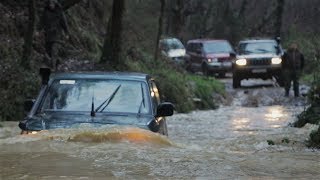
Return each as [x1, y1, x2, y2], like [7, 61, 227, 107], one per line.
[156, 102, 174, 117]
[19, 120, 28, 131]
[24, 99, 35, 112]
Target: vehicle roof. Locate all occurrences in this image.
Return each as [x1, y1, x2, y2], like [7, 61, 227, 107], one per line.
[187, 39, 229, 44]
[50, 71, 150, 81]
[239, 39, 277, 44]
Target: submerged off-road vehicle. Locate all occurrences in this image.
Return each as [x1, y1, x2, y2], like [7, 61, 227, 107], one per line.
[232, 38, 284, 88]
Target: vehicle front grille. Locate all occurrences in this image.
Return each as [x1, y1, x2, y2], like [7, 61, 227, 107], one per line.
[218, 57, 230, 62]
[248, 58, 271, 66]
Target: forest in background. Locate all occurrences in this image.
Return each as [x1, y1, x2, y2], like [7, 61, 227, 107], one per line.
[0, 0, 319, 123]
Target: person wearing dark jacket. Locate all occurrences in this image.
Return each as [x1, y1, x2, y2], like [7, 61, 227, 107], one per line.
[39, 0, 69, 70]
[282, 43, 305, 97]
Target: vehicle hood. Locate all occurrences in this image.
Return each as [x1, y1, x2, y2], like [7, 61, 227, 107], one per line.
[166, 49, 186, 58]
[206, 53, 231, 59]
[22, 113, 153, 131]
[237, 53, 278, 59]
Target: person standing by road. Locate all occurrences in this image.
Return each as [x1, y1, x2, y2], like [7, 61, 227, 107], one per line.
[38, 0, 69, 71]
[282, 43, 305, 97]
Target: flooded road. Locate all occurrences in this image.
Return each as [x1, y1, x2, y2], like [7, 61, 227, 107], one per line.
[1, 79, 319, 179]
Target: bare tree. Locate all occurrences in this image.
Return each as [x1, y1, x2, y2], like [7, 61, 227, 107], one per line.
[21, 0, 36, 69]
[275, 0, 285, 37]
[62, 0, 82, 10]
[154, 0, 165, 61]
[100, 0, 125, 68]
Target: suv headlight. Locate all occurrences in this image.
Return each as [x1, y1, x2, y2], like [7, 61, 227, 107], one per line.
[207, 58, 218, 63]
[271, 57, 282, 64]
[235, 59, 247, 66]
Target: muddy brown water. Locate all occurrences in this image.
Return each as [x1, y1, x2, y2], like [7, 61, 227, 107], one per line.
[1, 80, 319, 179]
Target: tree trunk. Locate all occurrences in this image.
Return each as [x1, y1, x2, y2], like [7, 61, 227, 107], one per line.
[170, 0, 184, 37]
[275, 0, 285, 37]
[100, 0, 125, 68]
[21, 0, 36, 69]
[154, 0, 165, 61]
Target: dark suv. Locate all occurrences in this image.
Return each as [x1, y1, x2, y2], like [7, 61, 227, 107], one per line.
[232, 39, 284, 88]
[19, 68, 174, 135]
[185, 39, 235, 77]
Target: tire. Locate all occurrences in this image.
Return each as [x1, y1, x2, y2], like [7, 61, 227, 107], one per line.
[185, 61, 194, 73]
[233, 75, 241, 88]
[202, 64, 210, 76]
[218, 72, 226, 78]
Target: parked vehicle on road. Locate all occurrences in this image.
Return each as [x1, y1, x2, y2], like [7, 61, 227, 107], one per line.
[159, 38, 186, 64]
[232, 38, 284, 88]
[19, 68, 174, 136]
[184, 39, 235, 77]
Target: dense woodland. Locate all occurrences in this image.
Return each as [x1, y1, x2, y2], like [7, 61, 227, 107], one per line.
[0, 0, 319, 143]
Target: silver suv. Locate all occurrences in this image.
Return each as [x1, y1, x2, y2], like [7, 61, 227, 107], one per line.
[232, 39, 284, 88]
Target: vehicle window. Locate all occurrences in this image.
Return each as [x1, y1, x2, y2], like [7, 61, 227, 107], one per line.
[41, 79, 150, 114]
[202, 41, 233, 53]
[238, 42, 277, 55]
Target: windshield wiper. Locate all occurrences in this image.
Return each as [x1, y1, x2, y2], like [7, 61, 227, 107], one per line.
[137, 83, 145, 115]
[90, 96, 95, 117]
[95, 85, 121, 113]
[256, 48, 270, 53]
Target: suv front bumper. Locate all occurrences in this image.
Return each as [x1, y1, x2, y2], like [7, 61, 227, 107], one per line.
[207, 61, 232, 72]
[233, 65, 282, 79]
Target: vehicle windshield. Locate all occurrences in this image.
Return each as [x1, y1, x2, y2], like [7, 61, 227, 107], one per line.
[203, 41, 233, 54]
[238, 42, 277, 55]
[41, 79, 150, 114]
[160, 38, 184, 51]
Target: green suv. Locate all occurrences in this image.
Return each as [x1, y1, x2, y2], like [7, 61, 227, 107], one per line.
[232, 39, 284, 88]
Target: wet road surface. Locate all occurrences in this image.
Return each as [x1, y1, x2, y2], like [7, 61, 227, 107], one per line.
[0, 78, 319, 179]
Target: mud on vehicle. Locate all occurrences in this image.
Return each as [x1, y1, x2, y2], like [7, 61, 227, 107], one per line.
[232, 38, 284, 88]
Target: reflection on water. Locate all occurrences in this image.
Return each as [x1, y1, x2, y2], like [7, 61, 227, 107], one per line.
[231, 106, 291, 133]
[265, 106, 285, 121]
[1, 105, 320, 179]
[232, 118, 250, 129]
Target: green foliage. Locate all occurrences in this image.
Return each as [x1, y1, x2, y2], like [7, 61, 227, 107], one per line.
[186, 75, 225, 110]
[281, 138, 290, 144]
[0, 59, 40, 121]
[309, 127, 320, 148]
[284, 26, 320, 75]
[267, 140, 275, 145]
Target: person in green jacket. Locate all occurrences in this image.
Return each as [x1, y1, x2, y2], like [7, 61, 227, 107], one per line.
[282, 43, 305, 97]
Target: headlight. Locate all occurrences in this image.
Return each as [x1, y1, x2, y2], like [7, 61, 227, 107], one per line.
[207, 58, 218, 63]
[271, 57, 282, 64]
[236, 59, 247, 66]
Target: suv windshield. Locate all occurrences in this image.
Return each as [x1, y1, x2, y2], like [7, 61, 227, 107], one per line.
[41, 79, 150, 114]
[238, 42, 277, 55]
[203, 41, 233, 54]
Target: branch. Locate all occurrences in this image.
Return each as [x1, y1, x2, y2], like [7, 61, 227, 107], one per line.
[62, 0, 82, 10]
